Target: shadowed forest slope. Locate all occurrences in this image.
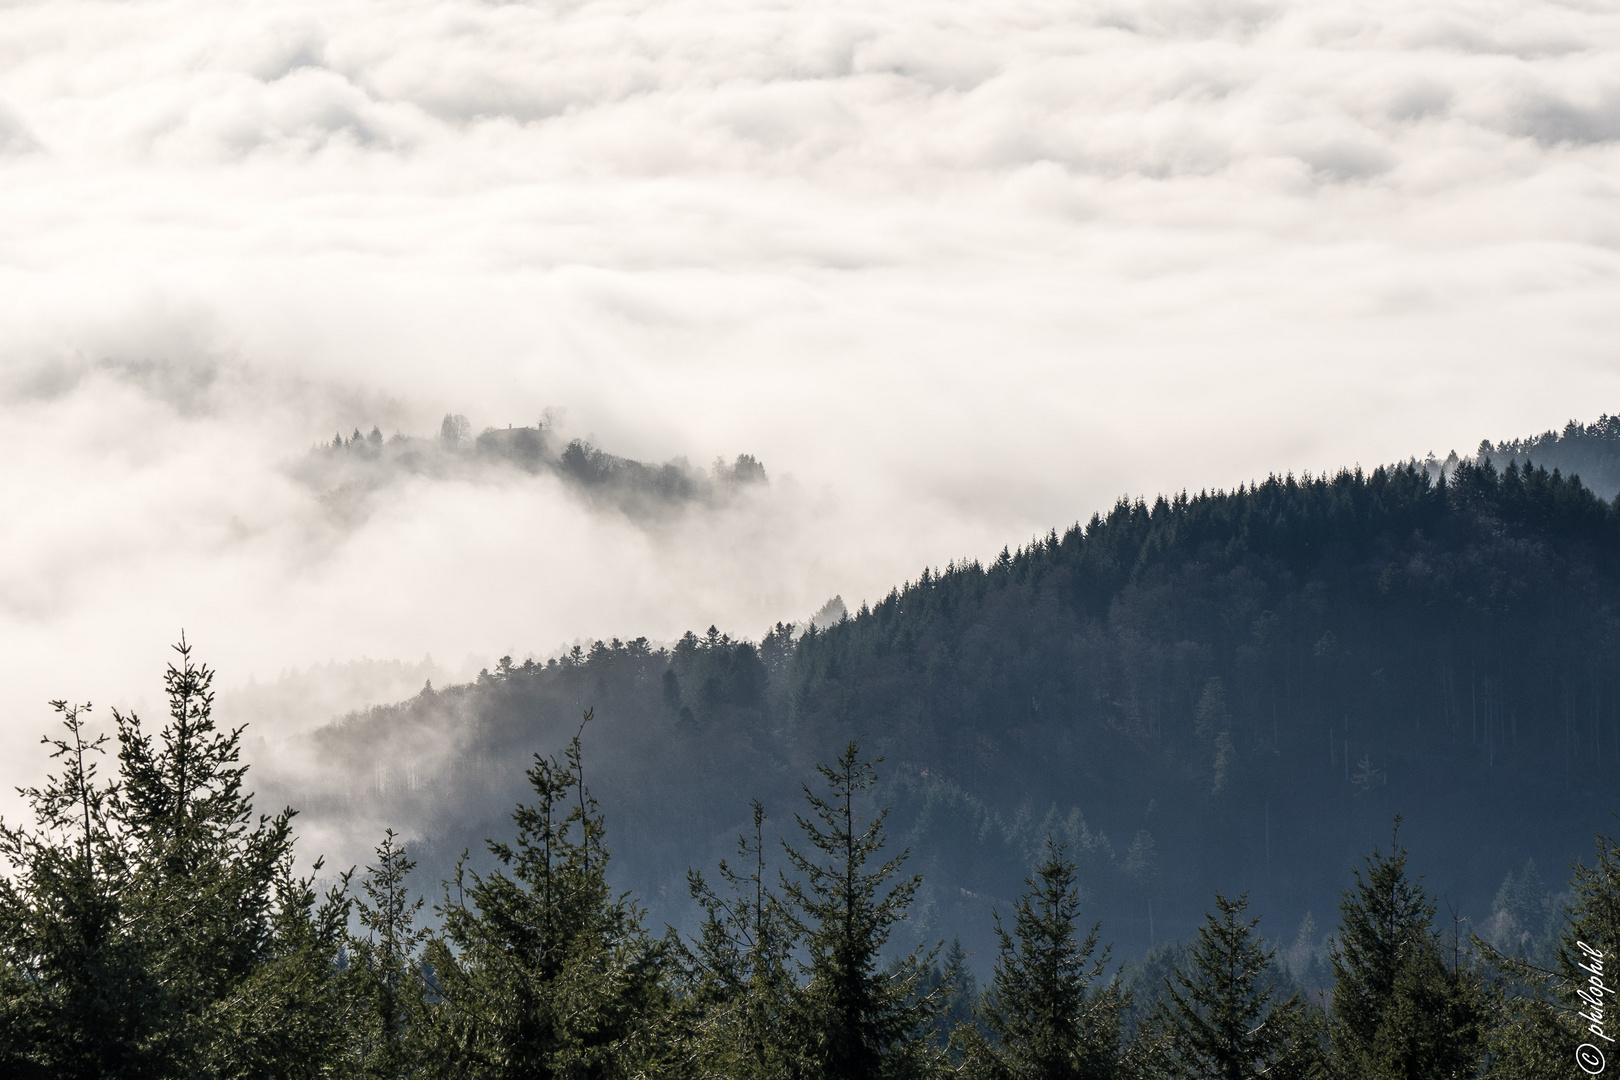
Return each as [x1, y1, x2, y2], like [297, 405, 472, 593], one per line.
[264, 456, 1620, 970]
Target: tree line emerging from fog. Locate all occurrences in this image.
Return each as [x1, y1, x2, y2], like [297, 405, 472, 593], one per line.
[282, 451, 1620, 963]
[294, 414, 768, 524]
[1474, 413, 1620, 500]
[2, 641, 1617, 1080]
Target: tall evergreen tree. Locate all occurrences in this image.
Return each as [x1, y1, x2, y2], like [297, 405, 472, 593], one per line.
[2, 639, 351, 1079]
[1479, 984, 1567, 1080]
[424, 714, 680, 1079]
[1140, 893, 1324, 1080]
[1326, 819, 1484, 1078]
[348, 829, 430, 1079]
[957, 839, 1124, 1080]
[0, 700, 153, 1078]
[688, 800, 798, 1079]
[1361, 925, 1483, 1080]
[113, 636, 352, 1078]
[781, 741, 943, 1080]
[928, 938, 980, 1048]
[1327, 821, 1431, 1064]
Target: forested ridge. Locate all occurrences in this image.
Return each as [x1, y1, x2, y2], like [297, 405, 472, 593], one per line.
[7, 431, 1620, 1077]
[295, 414, 769, 525]
[268, 454, 1620, 956]
[1476, 413, 1620, 498]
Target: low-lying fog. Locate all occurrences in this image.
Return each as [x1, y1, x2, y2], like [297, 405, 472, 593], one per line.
[2, 0, 1618, 836]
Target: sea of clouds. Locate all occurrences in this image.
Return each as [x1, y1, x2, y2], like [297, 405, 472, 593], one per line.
[1, 0, 1618, 805]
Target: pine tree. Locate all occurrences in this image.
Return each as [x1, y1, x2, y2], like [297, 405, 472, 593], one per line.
[1361, 922, 1484, 1080]
[959, 838, 1124, 1080]
[932, 938, 980, 1045]
[781, 740, 943, 1080]
[348, 829, 430, 1079]
[0, 700, 154, 1078]
[1328, 819, 1470, 1080]
[113, 636, 352, 1078]
[423, 714, 679, 1079]
[1139, 893, 1324, 1080]
[2, 639, 351, 1079]
[688, 799, 798, 1079]
[1327, 821, 1429, 1058]
[1486, 859, 1554, 962]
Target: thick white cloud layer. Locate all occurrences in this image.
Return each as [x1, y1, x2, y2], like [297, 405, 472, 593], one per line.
[1, 0, 1618, 802]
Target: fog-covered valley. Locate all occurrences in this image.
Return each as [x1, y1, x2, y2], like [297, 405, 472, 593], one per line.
[5, 0, 1620, 1069]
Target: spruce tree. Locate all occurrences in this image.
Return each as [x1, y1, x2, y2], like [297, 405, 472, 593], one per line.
[781, 740, 943, 1080]
[424, 715, 679, 1079]
[1326, 819, 1478, 1078]
[1327, 822, 1430, 1058]
[0, 700, 153, 1078]
[688, 799, 798, 1079]
[2, 639, 351, 1079]
[959, 838, 1124, 1080]
[1361, 927, 1483, 1080]
[113, 636, 352, 1078]
[1140, 893, 1324, 1080]
[348, 829, 430, 1079]
[932, 938, 980, 1045]
[1480, 982, 1567, 1080]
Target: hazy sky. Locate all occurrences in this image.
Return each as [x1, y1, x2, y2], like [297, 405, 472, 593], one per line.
[2, 0, 1618, 792]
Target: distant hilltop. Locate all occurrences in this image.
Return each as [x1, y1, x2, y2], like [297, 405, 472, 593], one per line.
[293, 413, 767, 524]
[1410, 414, 1620, 499]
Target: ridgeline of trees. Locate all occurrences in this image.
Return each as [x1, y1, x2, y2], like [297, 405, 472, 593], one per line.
[267, 453, 1620, 960]
[1475, 414, 1620, 498]
[4, 640, 1618, 1078]
[292, 414, 768, 524]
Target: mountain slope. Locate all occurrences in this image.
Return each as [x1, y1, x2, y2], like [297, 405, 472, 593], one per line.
[261, 454, 1620, 970]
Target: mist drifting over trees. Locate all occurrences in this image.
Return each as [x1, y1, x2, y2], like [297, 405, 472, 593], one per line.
[1474, 415, 1620, 501]
[255, 442, 1620, 964]
[295, 414, 769, 525]
[6, 0, 1620, 1066]
[12, 416, 1620, 1073]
